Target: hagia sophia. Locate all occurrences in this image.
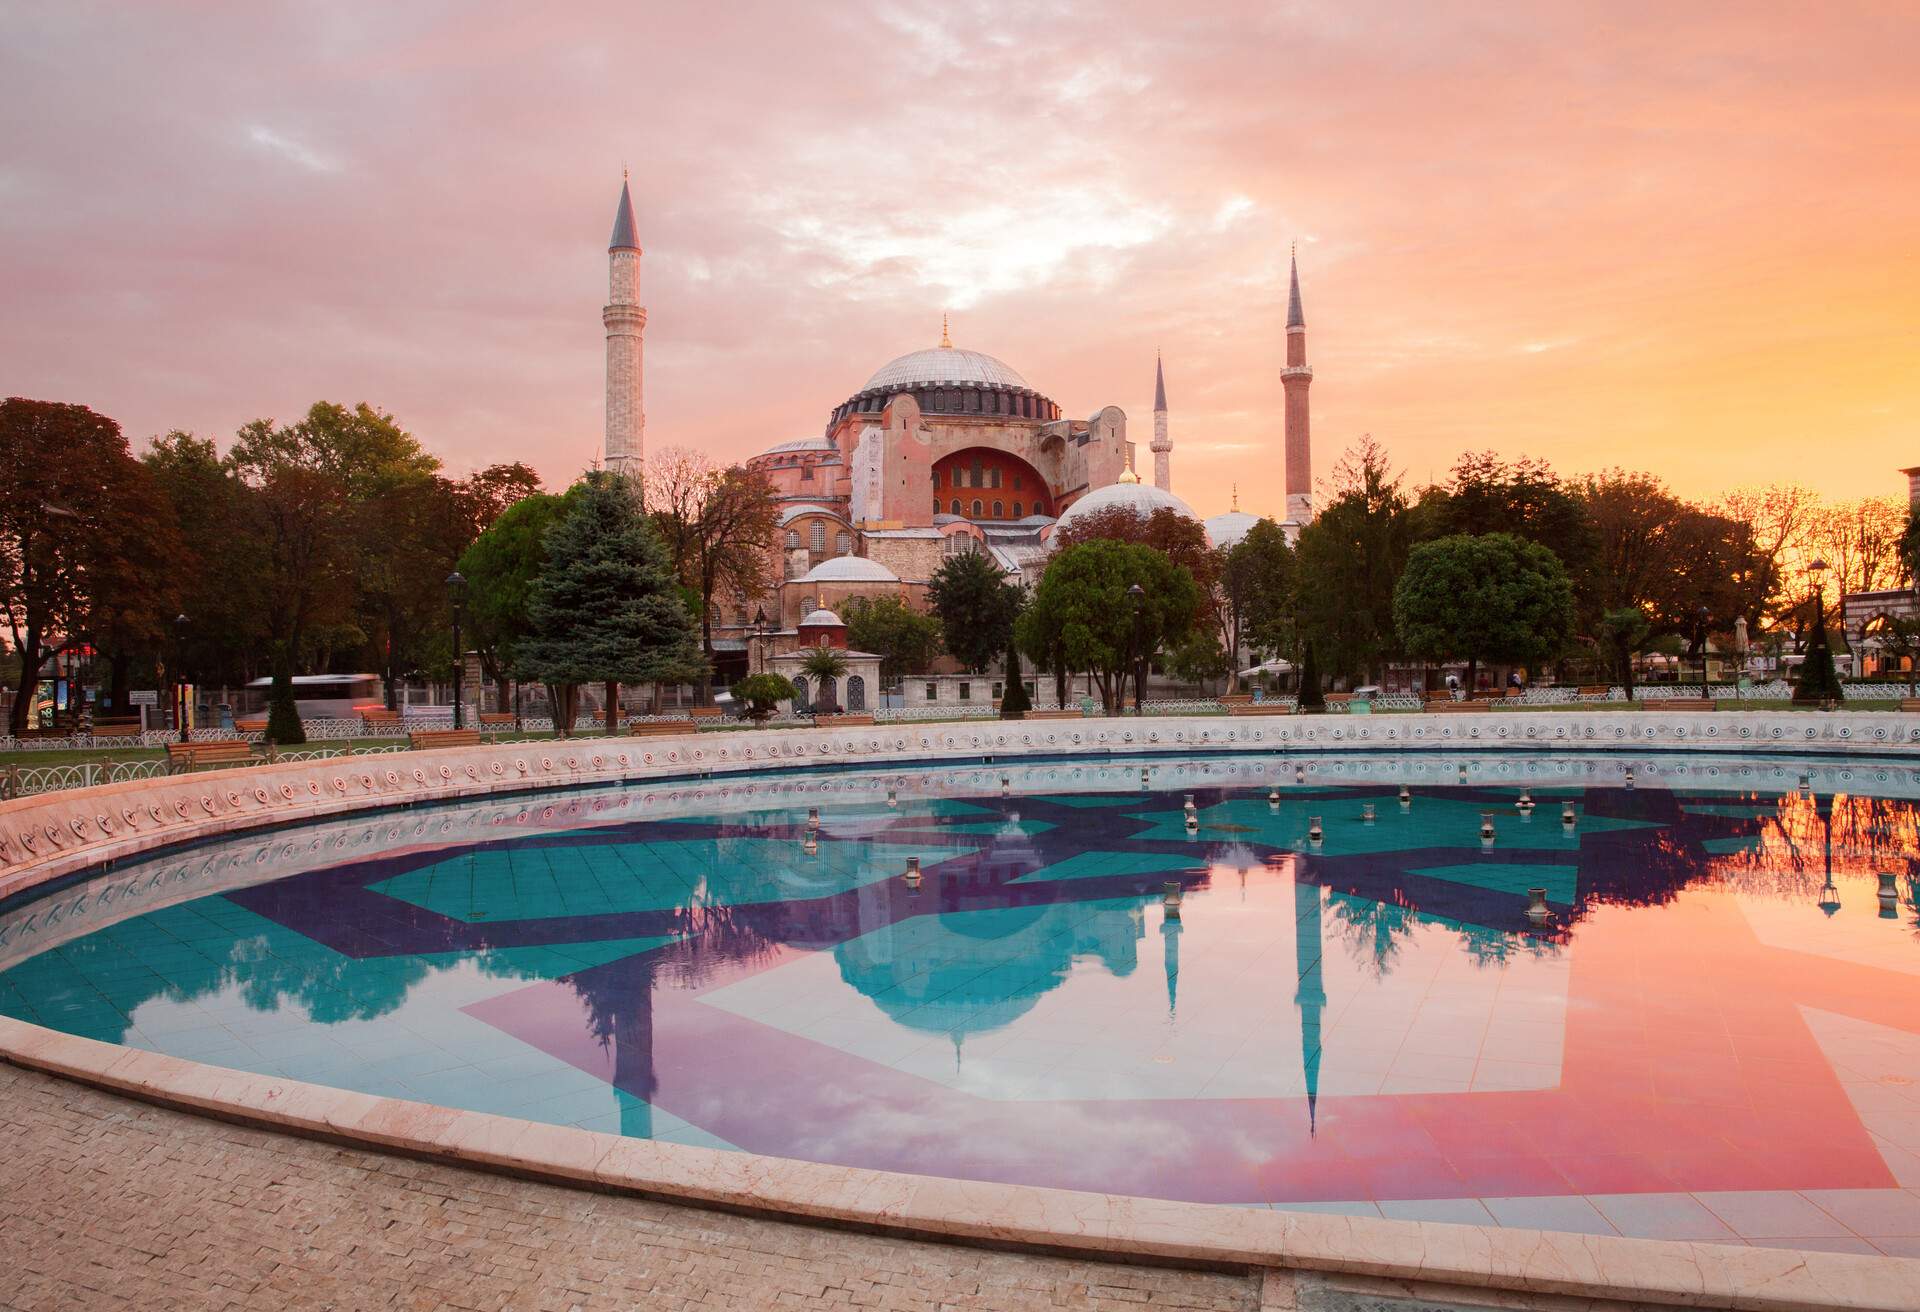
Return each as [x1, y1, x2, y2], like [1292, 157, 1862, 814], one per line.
[600, 179, 1316, 697]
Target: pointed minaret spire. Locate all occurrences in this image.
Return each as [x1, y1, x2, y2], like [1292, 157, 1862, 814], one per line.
[1150, 351, 1172, 491]
[939, 312, 952, 349]
[1282, 244, 1313, 526]
[603, 176, 647, 480]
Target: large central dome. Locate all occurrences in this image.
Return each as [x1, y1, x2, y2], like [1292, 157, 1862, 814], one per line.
[864, 345, 1028, 392]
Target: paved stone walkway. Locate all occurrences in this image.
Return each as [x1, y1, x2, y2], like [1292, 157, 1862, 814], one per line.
[0, 1062, 1269, 1311]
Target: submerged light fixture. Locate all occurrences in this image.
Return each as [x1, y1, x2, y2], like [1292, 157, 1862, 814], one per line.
[1526, 887, 1551, 925]
[1561, 801, 1577, 828]
[1878, 872, 1900, 918]
[1163, 881, 1183, 918]
[1480, 812, 1496, 847]
[904, 856, 922, 887]
[1361, 802, 1376, 825]
[1308, 815, 1324, 845]
[1184, 794, 1199, 831]
[1398, 783, 1411, 808]
[1819, 873, 1842, 917]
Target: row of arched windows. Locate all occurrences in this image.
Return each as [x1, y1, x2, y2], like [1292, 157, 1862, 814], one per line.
[783, 525, 852, 554]
[945, 499, 1027, 520]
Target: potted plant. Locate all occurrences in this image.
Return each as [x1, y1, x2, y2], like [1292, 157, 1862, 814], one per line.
[729, 673, 797, 722]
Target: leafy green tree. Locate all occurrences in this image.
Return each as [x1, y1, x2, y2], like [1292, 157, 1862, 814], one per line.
[143, 432, 266, 688]
[1223, 519, 1296, 670]
[1016, 540, 1199, 713]
[1393, 533, 1576, 689]
[729, 672, 797, 720]
[644, 448, 780, 668]
[1296, 639, 1324, 711]
[799, 646, 849, 713]
[999, 637, 1031, 718]
[458, 492, 567, 709]
[516, 473, 703, 736]
[1294, 438, 1412, 686]
[842, 595, 942, 678]
[1412, 451, 1592, 570]
[1599, 606, 1652, 699]
[928, 551, 1022, 672]
[1166, 631, 1230, 691]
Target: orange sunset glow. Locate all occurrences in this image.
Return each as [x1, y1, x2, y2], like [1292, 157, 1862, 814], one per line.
[3, 3, 1917, 515]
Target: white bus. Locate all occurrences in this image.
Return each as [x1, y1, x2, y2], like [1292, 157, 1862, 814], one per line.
[243, 674, 385, 720]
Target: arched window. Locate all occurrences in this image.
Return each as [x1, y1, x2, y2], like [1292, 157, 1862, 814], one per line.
[1012, 501, 1022, 518]
[993, 501, 1004, 518]
[835, 531, 850, 555]
[990, 468, 1001, 489]
[791, 676, 809, 711]
[786, 529, 800, 549]
[847, 675, 867, 711]
[810, 522, 826, 553]
[971, 499, 983, 518]
[801, 595, 815, 614]
[950, 498, 961, 515]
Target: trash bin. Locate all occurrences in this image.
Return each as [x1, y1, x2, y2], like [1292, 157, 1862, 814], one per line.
[217, 704, 235, 731]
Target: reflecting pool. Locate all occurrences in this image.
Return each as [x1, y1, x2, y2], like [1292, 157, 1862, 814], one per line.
[4, 753, 1919, 1251]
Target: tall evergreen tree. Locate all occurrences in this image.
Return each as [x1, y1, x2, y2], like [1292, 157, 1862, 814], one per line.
[516, 473, 703, 736]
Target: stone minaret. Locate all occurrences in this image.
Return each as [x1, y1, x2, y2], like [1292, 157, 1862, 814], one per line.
[603, 176, 646, 480]
[1151, 353, 1171, 491]
[1282, 248, 1313, 523]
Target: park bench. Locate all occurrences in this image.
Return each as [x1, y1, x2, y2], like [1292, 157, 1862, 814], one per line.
[1324, 693, 1353, 710]
[689, 706, 724, 721]
[1901, 698, 1920, 713]
[477, 712, 515, 728]
[1650, 697, 1715, 711]
[359, 708, 404, 731]
[630, 719, 699, 736]
[88, 718, 144, 740]
[1576, 685, 1612, 701]
[1219, 693, 1253, 705]
[816, 713, 876, 727]
[408, 728, 482, 750]
[1226, 702, 1292, 716]
[1424, 699, 1480, 713]
[164, 740, 261, 773]
[234, 717, 269, 734]
[1026, 708, 1083, 719]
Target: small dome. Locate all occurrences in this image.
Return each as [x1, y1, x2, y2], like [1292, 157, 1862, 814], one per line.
[798, 608, 845, 628]
[864, 345, 1028, 392]
[1053, 481, 1203, 536]
[799, 556, 899, 584]
[1205, 510, 1263, 550]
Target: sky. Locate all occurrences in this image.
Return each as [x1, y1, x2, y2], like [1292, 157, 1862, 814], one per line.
[3, 1, 1918, 516]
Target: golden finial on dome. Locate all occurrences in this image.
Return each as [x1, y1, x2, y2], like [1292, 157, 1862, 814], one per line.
[1117, 447, 1140, 485]
[1232, 483, 1239, 512]
[939, 313, 952, 349]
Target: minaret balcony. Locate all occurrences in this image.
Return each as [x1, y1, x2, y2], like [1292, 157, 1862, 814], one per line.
[1280, 365, 1313, 380]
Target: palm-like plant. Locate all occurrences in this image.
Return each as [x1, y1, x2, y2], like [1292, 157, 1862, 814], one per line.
[800, 646, 849, 714]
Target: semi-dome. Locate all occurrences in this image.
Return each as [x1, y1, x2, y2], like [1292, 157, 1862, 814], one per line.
[799, 556, 899, 584]
[1054, 480, 1204, 536]
[1205, 510, 1262, 550]
[864, 345, 1028, 392]
[797, 608, 845, 628]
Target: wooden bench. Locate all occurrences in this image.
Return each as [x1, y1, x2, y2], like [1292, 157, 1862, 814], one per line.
[689, 706, 724, 721]
[408, 728, 482, 750]
[1227, 702, 1293, 716]
[1901, 698, 1920, 713]
[234, 717, 269, 734]
[359, 708, 404, 729]
[1218, 693, 1253, 705]
[1576, 685, 1611, 700]
[1324, 693, 1353, 710]
[630, 719, 699, 736]
[164, 740, 260, 772]
[1027, 708, 1083, 719]
[88, 719, 145, 740]
[1652, 697, 1715, 711]
[477, 712, 515, 728]
[1425, 699, 1481, 712]
[816, 713, 876, 727]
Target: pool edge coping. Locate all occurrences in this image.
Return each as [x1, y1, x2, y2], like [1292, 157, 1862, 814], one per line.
[3, 1016, 1916, 1312]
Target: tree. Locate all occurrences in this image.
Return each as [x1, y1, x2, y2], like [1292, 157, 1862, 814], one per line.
[516, 473, 704, 736]
[143, 432, 265, 688]
[799, 646, 848, 714]
[729, 672, 796, 721]
[1224, 519, 1296, 669]
[1294, 437, 1412, 685]
[1296, 639, 1324, 711]
[1393, 533, 1576, 689]
[999, 637, 1031, 718]
[453, 463, 544, 541]
[644, 448, 780, 668]
[457, 492, 567, 708]
[1166, 630, 1230, 692]
[1016, 541, 1199, 714]
[1796, 620, 1845, 704]
[1600, 607, 1652, 699]
[1810, 496, 1908, 598]
[0, 400, 170, 734]
[928, 551, 1021, 673]
[842, 595, 941, 678]
[1720, 483, 1822, 621]
[1899, 509, 1920, 586]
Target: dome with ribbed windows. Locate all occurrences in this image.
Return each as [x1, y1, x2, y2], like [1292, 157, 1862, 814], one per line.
[864, 345, 1029, 392]
[799, 556, 899, 584]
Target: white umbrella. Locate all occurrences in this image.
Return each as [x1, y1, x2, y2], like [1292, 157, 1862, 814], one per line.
[1239, 658, 1295, 678]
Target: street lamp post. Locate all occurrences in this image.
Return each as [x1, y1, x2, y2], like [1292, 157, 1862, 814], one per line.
[173, 613, 190, 743]
[1128, 583, 1146, 716]
[1696, 605, 1711, 700]
[753, 606, 769, 676]
[446, 571, 467, 731]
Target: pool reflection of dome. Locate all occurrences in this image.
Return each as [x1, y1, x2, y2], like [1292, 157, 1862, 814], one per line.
[833, 900, 1145, 1043]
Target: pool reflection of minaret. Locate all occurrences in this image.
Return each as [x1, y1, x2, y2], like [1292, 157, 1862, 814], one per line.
[1161, 901, 1182, 1018]
[1293, 874, 1326, 1133]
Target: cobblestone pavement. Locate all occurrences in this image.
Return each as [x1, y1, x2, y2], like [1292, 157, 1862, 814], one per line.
[0, 1062, 1269, 1311]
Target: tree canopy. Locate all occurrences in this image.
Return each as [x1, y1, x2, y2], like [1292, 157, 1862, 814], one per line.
[841, 595, 942, 678]
[1393, 532, 1576, 684]
[1016, 540, 1199, 713]
[927, 550, 1021, 673]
